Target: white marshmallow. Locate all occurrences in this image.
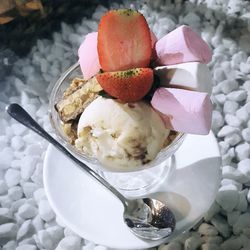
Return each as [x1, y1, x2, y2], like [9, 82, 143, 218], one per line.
[154, 62, 212, 94]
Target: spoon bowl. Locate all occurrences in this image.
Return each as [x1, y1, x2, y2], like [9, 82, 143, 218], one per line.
[6, 103, 176, 241]
[124, 198, 175, 240]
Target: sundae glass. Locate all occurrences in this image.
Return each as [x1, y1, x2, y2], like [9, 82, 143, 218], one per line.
[49, 9, 212, 197]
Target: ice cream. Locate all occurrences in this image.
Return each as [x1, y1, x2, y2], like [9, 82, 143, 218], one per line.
[75, 96, 170, 170]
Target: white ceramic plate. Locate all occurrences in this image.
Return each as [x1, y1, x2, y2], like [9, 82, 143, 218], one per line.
[43, 131, 221, 249]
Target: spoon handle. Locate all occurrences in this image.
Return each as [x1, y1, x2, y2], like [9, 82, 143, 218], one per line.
[6, 103, 128, 206]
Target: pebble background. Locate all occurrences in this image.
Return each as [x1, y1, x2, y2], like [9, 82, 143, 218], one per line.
[0, 0, 250, 249]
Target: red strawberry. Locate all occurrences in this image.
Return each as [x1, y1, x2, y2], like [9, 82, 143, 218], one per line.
[97, 9, 152, 72]
[96, 68, 153, 102]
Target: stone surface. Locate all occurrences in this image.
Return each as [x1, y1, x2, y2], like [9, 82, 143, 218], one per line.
[1, 1, 250, 250]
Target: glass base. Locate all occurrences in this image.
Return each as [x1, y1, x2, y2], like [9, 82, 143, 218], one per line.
[99, 157, 174, 198]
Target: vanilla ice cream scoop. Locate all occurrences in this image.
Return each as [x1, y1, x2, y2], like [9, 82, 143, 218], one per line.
[75, 97, 169, 170]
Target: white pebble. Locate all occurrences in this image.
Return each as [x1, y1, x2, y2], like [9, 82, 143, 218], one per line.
[5, 169, 21, 187]
[21, 156, 39, 181]
[238, 159, 250, 180]
[16, 219, 34, 241]
[47, 226, 64, 245]
[0, 208, 12, 224]
[235, 191, 248, 212]
[19, 236, 36, 245]
[24, 104, 37, 118]
[0, 135, 8, 148]
[32, 215, 44, 232]
[16, 245, 36, 250]
[243, 81, 250, 91]
[64, 227, 79, 237]
[14, 151, 25, 160]
[220, 236, 242, 250]
[22, 132, 40, 144]
[35, 229, 55, 249]
[5, 126, 14, 138]
[224, 133, 242, 146]
[240, 62, 250, 74]
[11, 136, 24, 150]
[235, 144, 250, 160]
[219, 141, 230, 155]
[242, 128, 250, 142]
[214, 94, 226, 104]
[198, 223, 218, 236]
[33, 188, 46, 203]
[225, 114, 242, 127]
[36, 105, 48, 118]
[11, 159, 22, 169]
[227, 90, 247, 102]
[223, 101, 239, 114]
[221, 179, 242, 191]
[242, 228, 250, 238]
[31, 163, 43, 186]
[236, 107, 249, 123]
[44, 220, 57, 228]
[2, 240, 17, 250]
[222, 148, 235, 165]
[10, 199, 26, 213]
[222, 165, 246, 182]
[240, 234, 250, 249]
[0, 180, 8, 195]
[11, 123, 27, 136]
[218, 126, 239, 137]
[18, 204, 37, 219]
[0, 223, 18, 238]
[210, 214, 231, 238]
[183, 12, 201, 27]
[219, 80, 238, 94]
[8, 186, 23, 201]
[25, 144, 43, 156]
[227, 210, 241, 226]
[38, 200, 55, 222]
[56, 236, 81, 250]
[22, 182, 38, 198]
[239, 34, 250, 53]
[216, 185, 239, 212]
[56, 215, 67, 228]
[233, 213, 250, 235]
[201, 243, 220, 250]
[0, 148, 14, 169]
[231, 52, 247, 69]
[184, 236, 204, 250]
[26, 198, 36, 207]
[212, 110, 224, 129]
[213, 68, 226, 82]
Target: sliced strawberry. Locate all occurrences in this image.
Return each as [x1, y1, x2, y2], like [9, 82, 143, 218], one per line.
[98, 9, 152, 72]
[96, 68, 153, 102]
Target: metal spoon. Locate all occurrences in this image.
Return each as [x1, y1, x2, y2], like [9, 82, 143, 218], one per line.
[6, 103, 176, 240]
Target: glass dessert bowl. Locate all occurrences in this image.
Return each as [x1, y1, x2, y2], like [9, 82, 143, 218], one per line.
[49, 63, 185, 196]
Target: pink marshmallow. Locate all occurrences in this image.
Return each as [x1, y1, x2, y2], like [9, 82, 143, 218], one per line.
[151, 87, 212, 135]
[78, 32, 101, 80]
[155, 25, 212, 65]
